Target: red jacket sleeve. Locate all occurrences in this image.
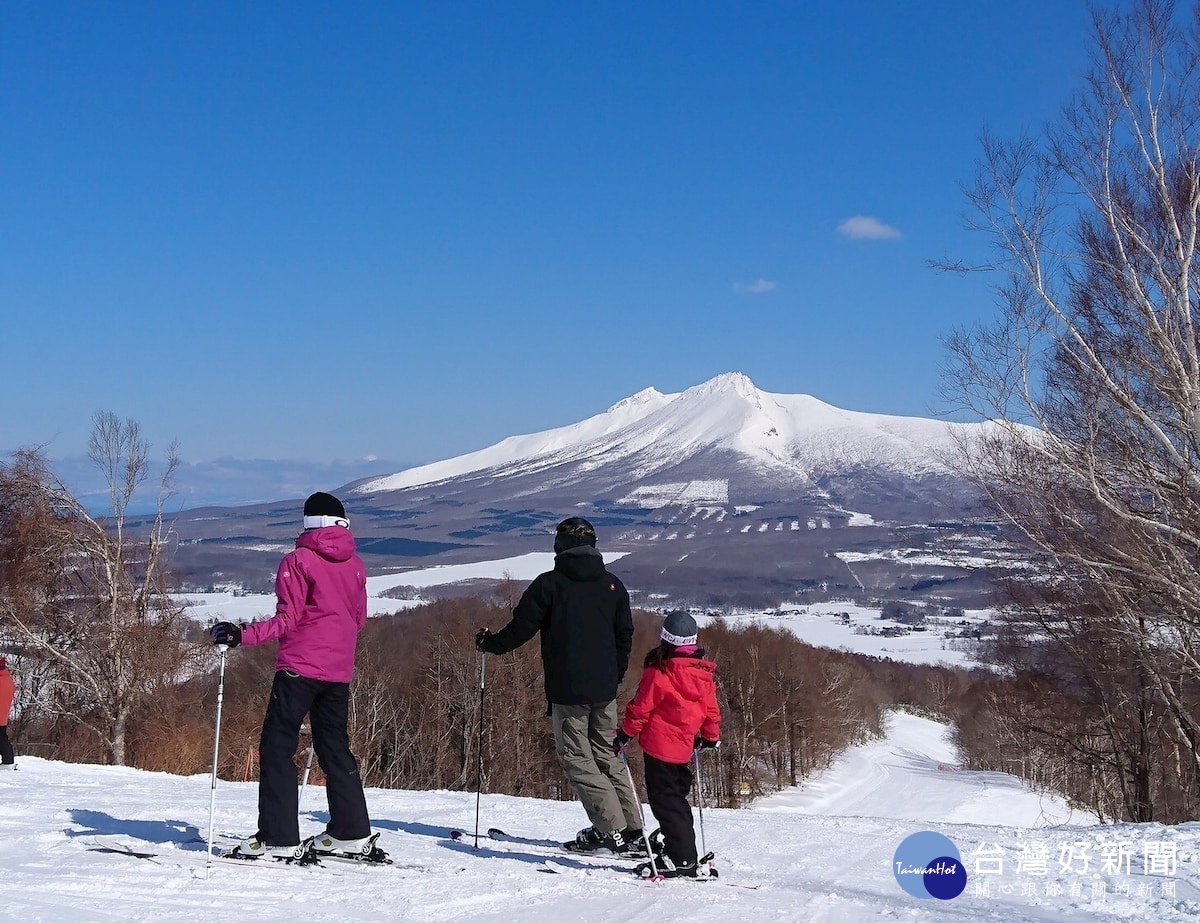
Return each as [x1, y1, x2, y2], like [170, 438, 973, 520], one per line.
[700, 683, 721, 742]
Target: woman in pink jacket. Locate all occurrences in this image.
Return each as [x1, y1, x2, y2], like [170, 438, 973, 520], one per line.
[211, 492, 374, 861]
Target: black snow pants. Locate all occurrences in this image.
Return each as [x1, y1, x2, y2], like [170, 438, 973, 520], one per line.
[644, 752, 698, 867]
[257, 670, 370, 846]
[0, 724, 12, 764]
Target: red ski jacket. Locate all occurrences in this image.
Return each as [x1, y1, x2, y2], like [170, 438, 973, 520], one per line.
[620, 654, 721, 765]
[0, 667, 13, 726]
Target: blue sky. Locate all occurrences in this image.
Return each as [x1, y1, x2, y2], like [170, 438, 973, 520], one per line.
[1, 1, 1097, 473]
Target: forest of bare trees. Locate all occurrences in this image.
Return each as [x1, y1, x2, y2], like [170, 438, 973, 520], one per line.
[8, 597, 890, 810]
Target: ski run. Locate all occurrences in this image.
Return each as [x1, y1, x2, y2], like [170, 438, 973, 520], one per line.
[3, 710, 1199, 922]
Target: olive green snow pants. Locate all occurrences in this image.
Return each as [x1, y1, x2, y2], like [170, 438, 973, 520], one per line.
[551, 700, 643, 835]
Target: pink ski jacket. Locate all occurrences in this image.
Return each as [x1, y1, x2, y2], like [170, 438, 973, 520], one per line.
[240, 525, 368, 683]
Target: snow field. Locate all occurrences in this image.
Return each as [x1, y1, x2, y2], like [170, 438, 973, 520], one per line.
[2, 712, 1197, 921]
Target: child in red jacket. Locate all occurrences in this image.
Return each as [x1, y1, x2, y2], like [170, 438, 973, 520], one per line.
[614, 611, 721, 878]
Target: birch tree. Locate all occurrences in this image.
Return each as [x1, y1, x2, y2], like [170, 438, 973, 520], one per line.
[0, 413, 198, 765]
[942, 0, 1200, 820]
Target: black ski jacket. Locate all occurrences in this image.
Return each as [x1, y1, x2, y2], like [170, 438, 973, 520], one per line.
[482, 546, 633, 706]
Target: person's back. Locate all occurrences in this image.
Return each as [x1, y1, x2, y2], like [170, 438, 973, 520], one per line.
[617, 612, 722, 878]
[515, 543, 631, 706]
[0, 660, 13, 724]
[477, 517, 643, 853]
[210, 492, 376, 861]
[243, 522, 367, 683]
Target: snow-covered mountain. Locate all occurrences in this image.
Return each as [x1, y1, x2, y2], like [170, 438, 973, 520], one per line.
[355, 372, 975, 497]
[168, 373, 1011, 610]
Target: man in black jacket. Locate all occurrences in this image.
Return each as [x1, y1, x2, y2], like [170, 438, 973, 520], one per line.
[476, 517, 642, 853]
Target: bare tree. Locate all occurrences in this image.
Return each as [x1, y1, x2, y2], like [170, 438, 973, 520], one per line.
[941, 0, 1200, 820]
[0, 413, 199, 765]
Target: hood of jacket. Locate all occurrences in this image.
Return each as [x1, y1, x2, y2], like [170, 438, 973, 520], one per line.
[553, 545, 607, 581]
[296, 524, 358, 562]
[660, 654, 717, 700]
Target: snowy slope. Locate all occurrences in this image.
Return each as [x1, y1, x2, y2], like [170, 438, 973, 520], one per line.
[4, 712, 1197, 922]
[355, 372, 981, 494]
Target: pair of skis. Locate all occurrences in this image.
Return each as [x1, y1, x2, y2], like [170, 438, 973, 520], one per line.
[453, 826, 744, 886]
[219, 831, 397, 867]
[91, 831, 408, 871]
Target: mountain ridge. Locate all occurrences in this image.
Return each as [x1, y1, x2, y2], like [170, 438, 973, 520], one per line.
[354, 371, 980, 496]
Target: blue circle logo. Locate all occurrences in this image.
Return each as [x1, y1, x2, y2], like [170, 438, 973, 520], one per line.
[892, 831, 966, 900]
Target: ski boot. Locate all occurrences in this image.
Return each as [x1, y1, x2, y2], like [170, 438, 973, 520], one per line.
[621, 827, 651, 859]
[311, 830, 392, 864]
[223, 834, 317, 864]
[563, 825, 628, 854]
[635, 850, 718, 880]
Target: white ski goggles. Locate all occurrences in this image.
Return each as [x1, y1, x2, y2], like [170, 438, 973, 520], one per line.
[302, 515, 350, 530]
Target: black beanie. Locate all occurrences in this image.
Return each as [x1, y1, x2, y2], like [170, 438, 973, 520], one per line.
[304, 492, 345, 518]
[303, 492, 349, 529]
[554, 517, 597, 554]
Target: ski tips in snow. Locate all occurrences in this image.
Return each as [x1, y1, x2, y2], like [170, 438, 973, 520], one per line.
[90, 837, 160, 861]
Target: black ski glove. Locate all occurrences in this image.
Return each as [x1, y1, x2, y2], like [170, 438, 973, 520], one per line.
[475, 627, 492, 653]
[211, 622, 242, 648]
[612, 729, 633, 756]
[695, 737, 720, 751]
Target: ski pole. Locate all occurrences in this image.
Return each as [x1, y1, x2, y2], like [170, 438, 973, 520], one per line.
[619, 750, 660, 879]
[205, 645, 228, 875]
[693, 749, 707, 857]
[473, 652, 487, 849]
[298, 744, 315, 810]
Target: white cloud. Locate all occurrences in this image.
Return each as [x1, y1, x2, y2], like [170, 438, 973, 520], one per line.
[836, 215, 903, 241]
[733, 278, 777, 295]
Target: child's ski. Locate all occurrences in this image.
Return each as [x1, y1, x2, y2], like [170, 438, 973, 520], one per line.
[483, 826, 648, 858]
[89, 836, 161, 861]
[545, 854, 758, 889]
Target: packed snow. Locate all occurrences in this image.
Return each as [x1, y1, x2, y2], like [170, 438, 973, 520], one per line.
[4, 711, 1197, 921]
